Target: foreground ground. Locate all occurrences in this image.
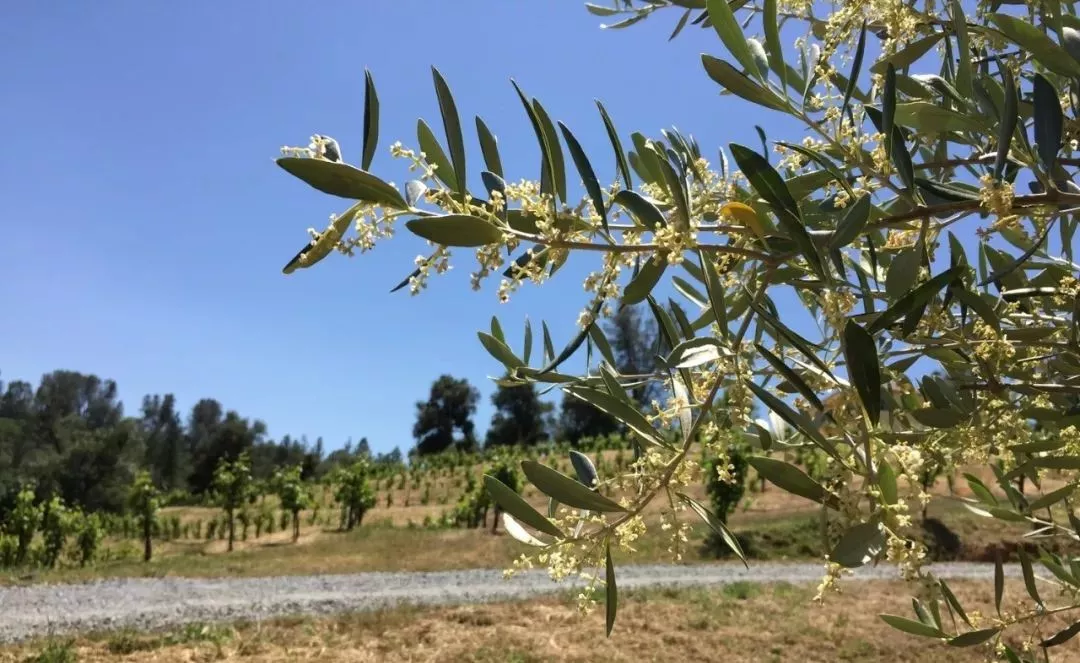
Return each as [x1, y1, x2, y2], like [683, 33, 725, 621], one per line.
[4, 576, 1076, 662]
[0, 562, 1026, 644]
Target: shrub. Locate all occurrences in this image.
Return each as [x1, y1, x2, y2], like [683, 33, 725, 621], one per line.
[72, 511, 102, 567]
[127, 471, 159, 562]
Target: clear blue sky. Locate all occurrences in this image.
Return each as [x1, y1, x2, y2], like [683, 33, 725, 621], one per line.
[0, 2, 825, 455]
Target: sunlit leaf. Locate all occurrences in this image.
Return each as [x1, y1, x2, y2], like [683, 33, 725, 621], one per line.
[747, 456, 838, 509]
[276, 157, 407, 209]
[405, 214, 504, 247]
[701, 55, 788, 111]
[521, 460, 626, 512]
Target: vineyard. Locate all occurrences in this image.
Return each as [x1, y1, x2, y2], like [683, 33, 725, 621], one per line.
[4, 429, 1077, 586]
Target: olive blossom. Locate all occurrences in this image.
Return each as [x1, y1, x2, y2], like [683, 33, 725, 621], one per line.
[271, 0, 1080, 654]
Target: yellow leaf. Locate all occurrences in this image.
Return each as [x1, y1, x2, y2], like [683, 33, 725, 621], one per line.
[720, 201, 765, 238]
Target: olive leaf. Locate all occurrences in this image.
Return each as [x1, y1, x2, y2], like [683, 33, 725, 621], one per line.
[405, 214, 504, 247]
[747, 456, 839, 508]
[431, 67, 467, 197]
[361, 68, 379, 171]
[676, 493, 747, 567]
[605, 543, 618, 637]
[476, 116, 504, 178]
[830, 520, 885, 568]
[596, 100, 633, 189]
[521, 460, 626, 512]
[276, 158, 407, 209]
[843, 319, 881, 427]
[1033, 73, 1064, 172]
[622, 256, 667, 304]
[559, 121, 608, 231]
[484, 475, 563, 538]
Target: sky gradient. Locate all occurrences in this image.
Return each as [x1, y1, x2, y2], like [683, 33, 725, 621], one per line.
[2, 2, 820, 455]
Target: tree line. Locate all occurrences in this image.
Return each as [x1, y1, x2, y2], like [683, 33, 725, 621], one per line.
[0, 304, 659, 518]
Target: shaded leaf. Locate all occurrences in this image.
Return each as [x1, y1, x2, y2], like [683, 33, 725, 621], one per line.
[829, 194, 871, 250]
[484, 475, 564, 538]
[361, 69, 379, 171]
[596, 100, 633, 189]
[729, 143, 823, 277]
[755, 343, 825, 413]
[605, 543, 617, 637]
[476, 116, 504, 178]
[1041, 621, 1080, 648]
[417, 119, 458, 191]
[569, 450, 600, 489]
[948, 628, 1001, 647]
[622, 256, 667, 305]
[431, 67, 467, 196]
[994, 67, 1018, 182]
[843, 320, 881, 427]
[559, 121, 608, 231]
[886, 248, 921, 300]
[677, 492, 747, 567]
[531, 99, 568, 204]
[612, 190, 666, 229]
[831, 521, 885, 568]
[745, 381, 835, 458]
[1033, 73, 1064, 171]
[868, 266, 964, 334]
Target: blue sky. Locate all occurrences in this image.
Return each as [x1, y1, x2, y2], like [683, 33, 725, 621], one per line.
[0, 1, 955, 455]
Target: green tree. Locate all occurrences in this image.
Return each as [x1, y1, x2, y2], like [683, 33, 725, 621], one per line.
[211, 452, 254, 552]
[484, 380, 553, 448]
[127, 470, 159, 562]
[557, 391, 619, 445]
[272, 463, 311, 542]
[412, 375, 480, 455]
[604, 304, 660, 407]
[141, 393, 187, 492]
[272, 0, 1080, 650]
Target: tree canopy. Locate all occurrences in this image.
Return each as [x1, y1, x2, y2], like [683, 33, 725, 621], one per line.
[270, 0, 1080, 652]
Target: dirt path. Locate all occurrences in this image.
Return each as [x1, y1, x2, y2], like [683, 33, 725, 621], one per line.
[0, 561, 1019, 643]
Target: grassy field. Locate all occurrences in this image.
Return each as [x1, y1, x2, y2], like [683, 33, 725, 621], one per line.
[5, 578, 1078, 662]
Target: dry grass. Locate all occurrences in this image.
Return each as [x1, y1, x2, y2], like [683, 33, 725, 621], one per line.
[5, 579, 1078, 662]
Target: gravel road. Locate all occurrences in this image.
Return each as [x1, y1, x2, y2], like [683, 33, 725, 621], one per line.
[0, 562, 1020, 643]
